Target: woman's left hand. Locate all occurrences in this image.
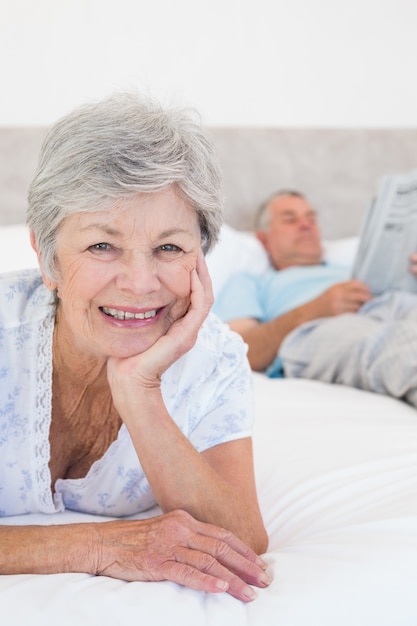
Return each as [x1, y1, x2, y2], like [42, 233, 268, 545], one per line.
[107, 251, 213, 393]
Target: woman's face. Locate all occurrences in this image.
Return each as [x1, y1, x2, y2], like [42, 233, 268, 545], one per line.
[43, 187, 202, 360]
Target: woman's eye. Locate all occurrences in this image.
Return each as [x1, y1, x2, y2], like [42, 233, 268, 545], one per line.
[159, 244, 182, 253]
[89, 242, 111, 252]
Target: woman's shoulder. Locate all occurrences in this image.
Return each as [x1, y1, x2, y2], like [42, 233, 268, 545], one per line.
[0, 269, 55, 326]
[0, 267, 43, 291]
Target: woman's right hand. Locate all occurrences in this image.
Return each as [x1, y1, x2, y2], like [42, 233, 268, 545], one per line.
[90, 509, 271, 602]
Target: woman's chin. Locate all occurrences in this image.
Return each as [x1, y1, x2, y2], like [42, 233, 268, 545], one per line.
[104, 337, 160, 361]
[95, 318, 173, 360]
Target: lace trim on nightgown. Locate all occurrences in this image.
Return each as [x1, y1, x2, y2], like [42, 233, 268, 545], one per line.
[33, 313, 59, 512]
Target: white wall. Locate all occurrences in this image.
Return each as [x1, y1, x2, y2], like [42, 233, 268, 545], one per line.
[1, 0, 417, 127]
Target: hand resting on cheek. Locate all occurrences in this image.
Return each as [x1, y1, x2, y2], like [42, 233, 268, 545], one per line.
[107, 251, 213, 394]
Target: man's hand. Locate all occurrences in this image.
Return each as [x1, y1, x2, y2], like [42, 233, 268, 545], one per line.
[314, 280, 372, 316]
[409, 253, 417, 278]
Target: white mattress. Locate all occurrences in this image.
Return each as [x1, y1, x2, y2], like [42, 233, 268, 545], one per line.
[1, 374, 417, 626]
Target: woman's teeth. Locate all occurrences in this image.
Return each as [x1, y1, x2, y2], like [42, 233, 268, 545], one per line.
[101, 307, 157, 320]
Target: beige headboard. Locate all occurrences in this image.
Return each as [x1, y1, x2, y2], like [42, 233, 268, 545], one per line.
[1, 127, 417, 239]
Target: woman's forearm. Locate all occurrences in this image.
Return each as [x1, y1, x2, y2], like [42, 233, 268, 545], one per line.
[114, 388, 267, 553]
[0, 523, 95, 575]
[0, 516, 271, 601]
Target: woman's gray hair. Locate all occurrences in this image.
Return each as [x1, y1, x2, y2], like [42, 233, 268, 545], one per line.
[27, 92, 224, 280]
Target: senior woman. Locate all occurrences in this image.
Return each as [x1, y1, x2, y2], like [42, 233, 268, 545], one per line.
[0, 93, 269, 601]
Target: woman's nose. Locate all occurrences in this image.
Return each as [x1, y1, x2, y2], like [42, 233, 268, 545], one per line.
[115, 252, 160, 294]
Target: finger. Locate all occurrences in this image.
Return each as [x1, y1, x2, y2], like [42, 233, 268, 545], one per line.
[196, 251, 214, 294]
[409, 259, 417, 276]
[187, 532, 270, 589]
[161, 547, 259, 602]
[188, 515, 266, 565]
[167, 275, 209, 343]
[142, 261, 211, 364]
[190, 254, 214, 312]
[158, 552, 231, 594]
[184, 518, 269, 582]
[190, 268, 212, 316]
[345, 281, 371, 299]
[346, 289, 371, 304]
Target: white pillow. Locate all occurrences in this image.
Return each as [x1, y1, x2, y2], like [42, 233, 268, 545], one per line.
[206, 224, 359, 298]
[322, 236, 359, 268]
[0, 224, 38, 273]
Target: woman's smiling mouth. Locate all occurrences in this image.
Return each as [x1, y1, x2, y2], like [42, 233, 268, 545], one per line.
[100, 306, 158, 321]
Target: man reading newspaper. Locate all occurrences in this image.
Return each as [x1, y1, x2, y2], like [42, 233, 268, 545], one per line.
[214, 177, 417, 408]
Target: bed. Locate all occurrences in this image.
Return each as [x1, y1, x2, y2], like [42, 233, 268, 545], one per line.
[1, 127, 417, 626]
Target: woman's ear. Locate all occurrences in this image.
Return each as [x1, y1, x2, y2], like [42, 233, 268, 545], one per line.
[30, 231, 57, 292]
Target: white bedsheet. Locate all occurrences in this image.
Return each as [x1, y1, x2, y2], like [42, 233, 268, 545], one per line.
[1, 374, 417, 626]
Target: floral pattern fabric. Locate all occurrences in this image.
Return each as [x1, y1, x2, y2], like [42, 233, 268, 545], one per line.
[0, 269, 254, 517]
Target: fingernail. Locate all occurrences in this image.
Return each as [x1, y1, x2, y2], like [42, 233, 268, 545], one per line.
[243, 585, 257, 601]
[260, 571, 273, 586]
[215, 580, 229, 591]
[256, 556, 268, 570]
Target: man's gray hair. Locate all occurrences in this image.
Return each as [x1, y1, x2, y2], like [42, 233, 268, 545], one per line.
[27, 92, 224, 280]
[255, 189, 306, 230]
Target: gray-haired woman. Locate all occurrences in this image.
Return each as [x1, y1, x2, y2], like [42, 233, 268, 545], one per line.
[0, 93, 269, 602]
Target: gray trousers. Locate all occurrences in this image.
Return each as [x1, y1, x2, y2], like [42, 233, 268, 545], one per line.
[280, 291, 417, 408]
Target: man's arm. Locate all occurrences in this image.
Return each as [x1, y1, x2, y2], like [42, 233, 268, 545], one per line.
[230, 280, 372, 372]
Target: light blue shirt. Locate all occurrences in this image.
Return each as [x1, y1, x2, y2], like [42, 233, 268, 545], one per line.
[212, 264, 350, 377]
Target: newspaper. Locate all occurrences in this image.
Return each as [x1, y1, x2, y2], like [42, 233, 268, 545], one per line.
[351, 168, 417, 295]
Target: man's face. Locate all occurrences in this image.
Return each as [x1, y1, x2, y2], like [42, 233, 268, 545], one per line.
[256, 194, 323, 270]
